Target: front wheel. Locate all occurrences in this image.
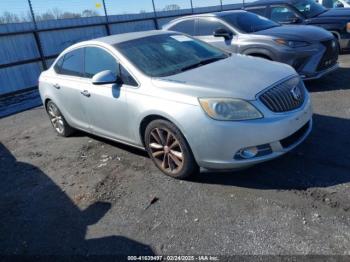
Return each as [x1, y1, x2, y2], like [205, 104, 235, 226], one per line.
[46, 101, 75, 137]
[144, 119, 198, 179]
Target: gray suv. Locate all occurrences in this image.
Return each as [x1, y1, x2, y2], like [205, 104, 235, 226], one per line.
[163, 10, 338, 80]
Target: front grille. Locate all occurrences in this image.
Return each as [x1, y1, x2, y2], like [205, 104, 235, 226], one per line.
[280, 121, 310, 148]
[317, 39, 339, 71]
[259, 77, 305, 113]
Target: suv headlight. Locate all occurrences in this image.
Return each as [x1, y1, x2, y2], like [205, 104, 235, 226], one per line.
[198, 98, 263, 121]
[274, 39, 310, 48]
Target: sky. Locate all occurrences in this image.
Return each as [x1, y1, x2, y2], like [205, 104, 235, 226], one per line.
[0, 0, 245, 17]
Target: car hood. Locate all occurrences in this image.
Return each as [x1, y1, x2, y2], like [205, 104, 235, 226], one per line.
[151, 54, 296, 101]
[318, 8, 350, 17]
[254, 25, 333, 42]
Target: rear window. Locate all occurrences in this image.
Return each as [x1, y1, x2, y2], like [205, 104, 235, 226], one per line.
[222, 12, 279, 33]
[59, 49, 84, 77]
[168, 20, 195, 35]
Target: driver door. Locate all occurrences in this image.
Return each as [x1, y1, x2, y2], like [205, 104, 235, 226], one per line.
[79, 46, 134, 142]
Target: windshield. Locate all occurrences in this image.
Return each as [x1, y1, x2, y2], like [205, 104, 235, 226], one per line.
[114, 33, 228, 77]
[292, 0, 326, 18]
[221, 12, 279, 33]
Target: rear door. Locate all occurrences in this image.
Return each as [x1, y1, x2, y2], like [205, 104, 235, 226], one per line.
[50, 48, 89, 130]
[194, 17, 237, 52]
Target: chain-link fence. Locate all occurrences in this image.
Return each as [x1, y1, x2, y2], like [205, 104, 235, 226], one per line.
[0, 0, 247, 96]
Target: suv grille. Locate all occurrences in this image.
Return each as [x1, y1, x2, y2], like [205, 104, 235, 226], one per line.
[317, 39, 338, 71]
[259, 77, 305, 113]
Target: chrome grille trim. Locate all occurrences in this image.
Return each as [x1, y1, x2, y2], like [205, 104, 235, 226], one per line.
[259, 77, 305, 113]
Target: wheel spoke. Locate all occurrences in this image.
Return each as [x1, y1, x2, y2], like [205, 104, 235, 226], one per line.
[168, 154, 175, 171]
[169, 140, 179, 149]
[152, 150, 165, 158]
[51, 117, 58, 124]
[169, 153, 182, 167]
[156, 128, 166, 145]
[170, 150, 183, 160]
[48, 109, 56, 117]
[161, 153, 167, 169]
[151, 131, 162, 145]
[166, 132, 171, 146]
[150, 142, 163, 149]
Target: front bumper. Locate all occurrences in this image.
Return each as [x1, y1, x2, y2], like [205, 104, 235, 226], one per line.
[301, 63, 339, 80]
[275, 40, 338, 80]
[188, 96, 313, 170]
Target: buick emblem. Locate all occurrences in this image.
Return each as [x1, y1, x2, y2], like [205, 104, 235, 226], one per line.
[290, 86, 302, 101]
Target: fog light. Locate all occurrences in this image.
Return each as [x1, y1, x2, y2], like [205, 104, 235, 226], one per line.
[239, 146, 258, 159]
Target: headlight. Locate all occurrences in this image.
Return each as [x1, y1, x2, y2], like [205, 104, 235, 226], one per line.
[198, 98, 263, 121]
[347, 22, 350, 33]
[274, 39, 310, 48]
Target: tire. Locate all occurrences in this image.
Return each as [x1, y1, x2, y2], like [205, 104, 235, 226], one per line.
[46, 101, 75, 137]
[144, 119, 198, 179]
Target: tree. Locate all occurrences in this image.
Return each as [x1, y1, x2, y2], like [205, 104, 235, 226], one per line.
[162, 4, 181, 11]
[82, 9, 99, 17]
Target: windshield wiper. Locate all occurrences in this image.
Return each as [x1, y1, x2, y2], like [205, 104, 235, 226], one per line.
[180, 56, 226, 72]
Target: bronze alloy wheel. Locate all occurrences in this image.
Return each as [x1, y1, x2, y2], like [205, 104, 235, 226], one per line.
[47, 102, 65, 135]
[149, 127, 184, 174]
[46, 101, 75, 137]
[145, 119, 198, 179]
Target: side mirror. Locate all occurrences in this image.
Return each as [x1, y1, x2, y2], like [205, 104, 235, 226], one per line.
[335, 2, 344, 7]
[92, 70, 117, 85]
[213, 28, 233, 40]
[292, 17, 303, 23]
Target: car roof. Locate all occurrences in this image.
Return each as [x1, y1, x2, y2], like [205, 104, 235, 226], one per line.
[167, 10, 249, 23]
[245, 0, 292, 6]
[91, 30, 170, 45]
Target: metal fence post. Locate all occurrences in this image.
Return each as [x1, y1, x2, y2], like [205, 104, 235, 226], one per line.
[220, 0, 223, 11]
[190, 0, 194, 13]
[27, 0, 47, 70]
[102, 0, 111, 35]
[151, 0, 159, 29]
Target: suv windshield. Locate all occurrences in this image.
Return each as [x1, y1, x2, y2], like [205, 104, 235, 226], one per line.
[114, 33, 228, 77]
[292, 0, 326, 18]
[222, 12, 279, 33]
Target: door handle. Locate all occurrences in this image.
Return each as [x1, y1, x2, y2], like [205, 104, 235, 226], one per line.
[80, 90, 91, 97]
[53, 83, 60, 89]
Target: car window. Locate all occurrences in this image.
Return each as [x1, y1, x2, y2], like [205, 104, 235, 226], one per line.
[85, 47, 118, 78]
[59, 49, 84, 77]
[169, 20, 195, 35]
[195, 18, 232, 36]
[270, 6, 298, 23]
[293, 0, 326, 18]
[53, 56, 64, 73]
[221, 12, 279, 33]
[120, 65, 138, 87]
[246, 7, 268, 16]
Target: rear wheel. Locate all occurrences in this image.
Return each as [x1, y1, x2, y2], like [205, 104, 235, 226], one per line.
[46, 101, 75, 137]
[144, 119, 198, 179]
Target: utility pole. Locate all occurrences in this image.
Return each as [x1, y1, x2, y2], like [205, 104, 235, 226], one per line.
[151, 0, 159, 29]
[27, 0, 47, 70]
[101, 0, 111, 35]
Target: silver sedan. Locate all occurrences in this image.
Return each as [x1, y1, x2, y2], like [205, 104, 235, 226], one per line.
[39, 30, 313, 179]
[163, 10, 339, 80]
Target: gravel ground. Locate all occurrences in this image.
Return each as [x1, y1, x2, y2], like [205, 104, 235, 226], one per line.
[0, 55, 350, 257]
